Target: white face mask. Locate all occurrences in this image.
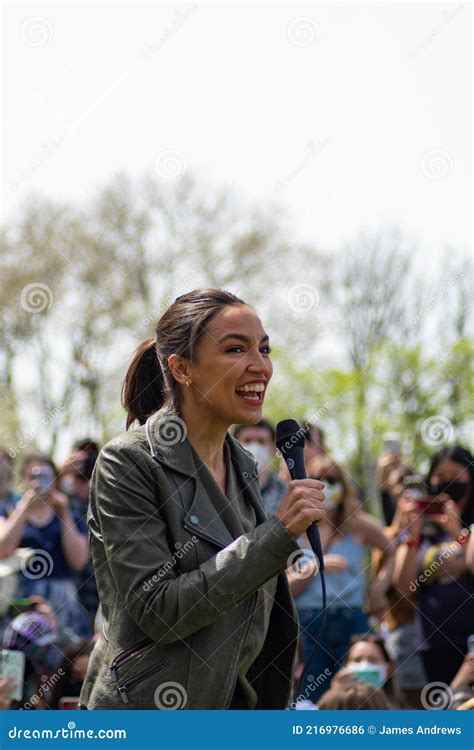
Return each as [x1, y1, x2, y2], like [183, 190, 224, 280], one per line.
[323, 481, 343, 509]
[60, 475, 76, 495]
[346, 659, 388, 688]
[244, 442, 273, 473]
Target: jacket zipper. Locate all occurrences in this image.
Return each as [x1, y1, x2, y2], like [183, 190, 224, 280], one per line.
[117, 659, 166, 704]
[183, 521, 226, 548]
[109, 637, 154, 682]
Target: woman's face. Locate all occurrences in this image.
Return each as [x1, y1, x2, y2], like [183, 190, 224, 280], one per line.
[307, 456, 344, 513]
[347, 641, 386, 666]
[24, 461, 56, 496]
[181, 305, 273, 427]
[430, 459, 471, 509]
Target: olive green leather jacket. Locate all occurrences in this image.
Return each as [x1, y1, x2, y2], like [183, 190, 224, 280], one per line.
[79, 407, 301, 710]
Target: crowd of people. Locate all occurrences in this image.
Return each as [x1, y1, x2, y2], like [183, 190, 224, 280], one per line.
[0, 420, 473, 710]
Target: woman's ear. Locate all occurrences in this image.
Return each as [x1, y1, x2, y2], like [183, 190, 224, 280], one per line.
[167, 353, 192, 386]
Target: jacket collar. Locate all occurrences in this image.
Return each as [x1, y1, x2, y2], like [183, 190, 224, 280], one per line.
[144, 406, 259, 479]
[144, 407, 265, 549]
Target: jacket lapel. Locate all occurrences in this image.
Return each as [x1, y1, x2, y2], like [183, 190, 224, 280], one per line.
[145, 408, 267, 549]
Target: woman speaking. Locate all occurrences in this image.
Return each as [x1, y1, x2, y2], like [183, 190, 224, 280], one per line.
[79, 289, 325, 710]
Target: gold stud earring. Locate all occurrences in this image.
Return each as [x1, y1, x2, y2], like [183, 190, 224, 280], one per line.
[185, 380, 190, 388]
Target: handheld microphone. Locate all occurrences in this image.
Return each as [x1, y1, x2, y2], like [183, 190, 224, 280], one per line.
[275, 419, 325, 572]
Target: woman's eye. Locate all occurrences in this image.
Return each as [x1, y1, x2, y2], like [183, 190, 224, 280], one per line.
[226, 346, 272, 354]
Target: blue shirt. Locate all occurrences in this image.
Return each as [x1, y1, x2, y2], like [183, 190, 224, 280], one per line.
[295, 531, 367, 609]
[0, 496, 87, 580]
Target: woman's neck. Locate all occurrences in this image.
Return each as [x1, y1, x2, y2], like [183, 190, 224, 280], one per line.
[180, 402, 229, 475]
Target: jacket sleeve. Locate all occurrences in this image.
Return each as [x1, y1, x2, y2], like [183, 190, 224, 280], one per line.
[93, 440, 302, 644]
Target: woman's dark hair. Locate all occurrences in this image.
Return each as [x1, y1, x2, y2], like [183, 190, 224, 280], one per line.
[426, 444, 474, 527]
[233, 418, 276, 442]
[317, 681, 395, 710]
[20, 454, 58, 480]
[122, 288, 247, 429]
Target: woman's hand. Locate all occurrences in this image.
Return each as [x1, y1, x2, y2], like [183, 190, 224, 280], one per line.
[376, 453, 403, 490]
[58, 450, 88, 478]
[275, 479, 325, 539]
[323, 553, 348, 573]
[450, 653, 474, 690]
[0, 677, 16, 710]
[433, 498, 464, 541]
[49, 490, 71, 520]
[16, 488, 40, 515]
[395, 494, 422, 540]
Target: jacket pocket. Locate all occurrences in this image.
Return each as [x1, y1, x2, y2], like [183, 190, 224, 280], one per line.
[109, 637, 155, 682]
[116, 658, 167, 705]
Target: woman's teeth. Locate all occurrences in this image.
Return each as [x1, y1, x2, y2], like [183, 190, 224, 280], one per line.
[236, 384, 265, 402]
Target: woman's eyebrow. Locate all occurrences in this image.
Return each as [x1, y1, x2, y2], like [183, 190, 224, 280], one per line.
[218, 333, 269, 344]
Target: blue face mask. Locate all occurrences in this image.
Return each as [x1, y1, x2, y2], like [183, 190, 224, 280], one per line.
[346, 660, 388, 688]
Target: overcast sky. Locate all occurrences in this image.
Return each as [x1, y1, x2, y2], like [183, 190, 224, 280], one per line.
[2, 1, 472, 269]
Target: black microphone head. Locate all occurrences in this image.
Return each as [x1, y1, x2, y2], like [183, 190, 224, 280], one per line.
[276, 419, 305, 455]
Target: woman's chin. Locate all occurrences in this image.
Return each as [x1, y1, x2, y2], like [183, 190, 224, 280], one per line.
[233, 401, 264, 423]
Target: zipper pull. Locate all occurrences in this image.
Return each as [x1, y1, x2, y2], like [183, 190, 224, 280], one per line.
[118, 685, 130, 704]
[110, 666, 118, 683]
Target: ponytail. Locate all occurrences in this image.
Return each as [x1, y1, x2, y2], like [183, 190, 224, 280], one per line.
[121, 338, 166, 429]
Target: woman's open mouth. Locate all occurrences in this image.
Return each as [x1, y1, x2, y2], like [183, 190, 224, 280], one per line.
[235, 382, 266, 406]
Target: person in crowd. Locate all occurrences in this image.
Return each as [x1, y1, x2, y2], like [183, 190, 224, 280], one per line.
[301, 419, 326, 462]
[466, 521, 474, 574]
[375, 446, 415, 526]
[393, 445, 474, 686]
[49, 639, 94, 709]
[287, 453, 395, 704]
[0, 449, 20, 516]
[278, 418, 327, 482]
[0, 454, 91, 639]
[372, 486, 428, 708]
[233, 419, 287, 517]
[449, 650, 474, 709]
[59, 440, 100, 628]
[331, 634, 405, 708]
[2, 609, 63, 709]
[317, 679, 395, 710]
